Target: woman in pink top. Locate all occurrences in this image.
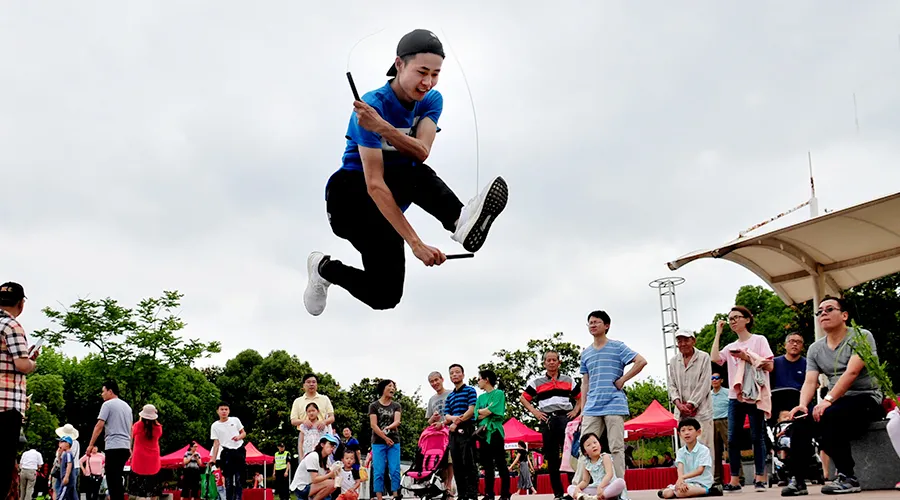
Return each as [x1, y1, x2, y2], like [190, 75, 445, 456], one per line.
[129, 404, 164, 500]
[79, 446, 105, 500]
[710, 306, 774, 493]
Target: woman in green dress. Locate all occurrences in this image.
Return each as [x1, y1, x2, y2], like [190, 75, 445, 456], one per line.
[476, 369, 511, 500]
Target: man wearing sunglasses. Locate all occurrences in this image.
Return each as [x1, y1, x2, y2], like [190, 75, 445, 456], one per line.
[782, 297, 885, 496]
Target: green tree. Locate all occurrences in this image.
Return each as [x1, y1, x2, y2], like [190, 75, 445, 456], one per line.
[33, 291, 222, 451]
[695, 285, 800, 354]
[694, 274, 900, 396]
[213, 349, 344, 454]
[470, 332, 583, 424]
[622, 377, 670, 417]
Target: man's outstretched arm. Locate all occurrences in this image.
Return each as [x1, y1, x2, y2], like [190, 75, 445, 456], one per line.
[360, 146, 423, 246]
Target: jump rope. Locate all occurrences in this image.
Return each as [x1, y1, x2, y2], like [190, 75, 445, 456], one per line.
[345, 28, 479, 261]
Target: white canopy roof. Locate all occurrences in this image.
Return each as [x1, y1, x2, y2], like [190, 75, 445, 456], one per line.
[667, 191, 900, 306]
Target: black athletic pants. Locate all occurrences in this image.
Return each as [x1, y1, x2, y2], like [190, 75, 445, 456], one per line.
[320, 165, 463, 310]
[540, 413, 570, 498]
[0, 410, 23, 500]
[104, 448, 131, 500]
[478, 430, 511, 498]
[449, 423, 478, 500]
[787, 394, 884, 481]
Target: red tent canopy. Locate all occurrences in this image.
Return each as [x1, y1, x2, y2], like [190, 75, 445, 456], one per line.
[503, 418, 543, 447]
[244, 442, 274, 465]
[126, 442, 211, 469]
[623, 400, 677, 440]
[160, 443, 211, 468]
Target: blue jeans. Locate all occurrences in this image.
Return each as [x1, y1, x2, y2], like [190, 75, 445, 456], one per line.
[372, 443, 401, 494]
[727, 399, 767, 477]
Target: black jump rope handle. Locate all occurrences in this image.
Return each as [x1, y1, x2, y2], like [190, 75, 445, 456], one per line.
[346, 72, 361, 101]
[347, 72, 473, 262]
[446, 253, 475, 260]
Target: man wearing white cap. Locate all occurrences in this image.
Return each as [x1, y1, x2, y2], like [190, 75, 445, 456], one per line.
[56, 424, 81, 494]
[667, 329, 714, 450]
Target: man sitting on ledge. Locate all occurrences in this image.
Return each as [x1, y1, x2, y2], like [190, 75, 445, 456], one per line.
[782, 296, 885, 496]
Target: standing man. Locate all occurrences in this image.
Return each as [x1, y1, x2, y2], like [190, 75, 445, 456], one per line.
[302, 28, 509, 315]
[427, 371, 450, 427]
[426, 371, 453, 496]
[0, 282, 36, 500]
[579, 310, 647, 480]
[85, 381, 133, 500]
[782, 297, 885, 496]
[667, 329, 713, 450]
[442, 364, 478, 500]
[18, 448, 43, 500]
[273, 443, 291, 500]
[290, 374, 336, 456]
[520, 351, 581, 500]
[210, 402, 247, 500]
[709, 372, 731, 487]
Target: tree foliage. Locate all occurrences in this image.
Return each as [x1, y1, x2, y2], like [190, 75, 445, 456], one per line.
[469, 332, 583, 425]
[693, 275, 900, 394]
[623, 377, 670, 417]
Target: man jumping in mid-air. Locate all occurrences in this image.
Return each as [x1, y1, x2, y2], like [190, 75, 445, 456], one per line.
[303, 29, 508, 315]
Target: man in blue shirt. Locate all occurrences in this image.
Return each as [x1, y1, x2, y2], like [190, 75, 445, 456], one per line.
[303, 29, 509, 316]
[771, 333, 807, 418]
[442, 364, 478, 500]
[578, 310, 647, 486]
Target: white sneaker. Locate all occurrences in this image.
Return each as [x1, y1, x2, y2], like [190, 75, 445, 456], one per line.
[303, 251, 331, 316]
[451, 176, 508, 252]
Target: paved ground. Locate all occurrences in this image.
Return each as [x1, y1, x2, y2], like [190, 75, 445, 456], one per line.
[515, 486, 900, 500]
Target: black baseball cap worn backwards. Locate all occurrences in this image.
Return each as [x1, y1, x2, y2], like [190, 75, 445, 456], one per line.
[386, 29, 445, 77]
[0, 282, 26, 306]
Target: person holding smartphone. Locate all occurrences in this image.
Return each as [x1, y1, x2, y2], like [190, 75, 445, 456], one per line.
[710, 306, 774, 493]
[0, 282, 38, 500]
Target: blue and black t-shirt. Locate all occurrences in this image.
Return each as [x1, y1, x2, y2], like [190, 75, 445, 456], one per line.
[339, 80, 443, 174]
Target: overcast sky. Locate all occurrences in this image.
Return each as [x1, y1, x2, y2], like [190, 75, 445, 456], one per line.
[4, 1, 899, 406]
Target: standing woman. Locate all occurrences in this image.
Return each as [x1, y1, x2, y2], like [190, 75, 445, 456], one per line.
[182, 442, 204, 500]
[368, 380, 402, 500]
[508, 442, 536, 495]
[475, 369, 511, 500]
[711, 306, 773, 493]
[128, 405, 163, 500]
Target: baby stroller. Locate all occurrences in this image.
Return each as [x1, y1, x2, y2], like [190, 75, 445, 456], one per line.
[402, 425, 451, 500]
[767, 389, 826, 487]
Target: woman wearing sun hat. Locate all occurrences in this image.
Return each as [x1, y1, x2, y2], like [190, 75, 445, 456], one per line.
[129, 404, 163, 500]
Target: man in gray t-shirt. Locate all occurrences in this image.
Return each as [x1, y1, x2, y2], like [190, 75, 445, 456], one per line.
[85, 381, 133, 500]
[782, 297, 885, 497]
[426, 371, 450, 426]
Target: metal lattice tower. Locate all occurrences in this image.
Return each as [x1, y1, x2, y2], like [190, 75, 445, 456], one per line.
[649, 277, 686, 412]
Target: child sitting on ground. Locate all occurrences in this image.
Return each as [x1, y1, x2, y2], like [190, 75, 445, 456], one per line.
[567, 433, 627, 500]
[658, 418, 723, 498]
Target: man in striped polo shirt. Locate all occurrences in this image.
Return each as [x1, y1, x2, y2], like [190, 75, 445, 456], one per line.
[579, 310, 647, 482]
[520, 351, 581, 500]
[442, 364, 478, 500]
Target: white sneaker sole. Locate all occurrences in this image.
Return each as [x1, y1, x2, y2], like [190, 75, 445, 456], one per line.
[457, 176, 508, 253]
